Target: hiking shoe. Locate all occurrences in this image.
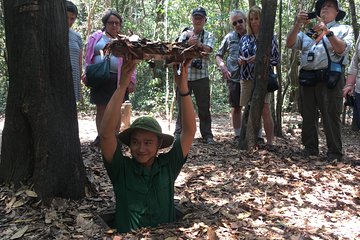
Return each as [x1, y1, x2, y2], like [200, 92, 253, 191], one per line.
[205, 138, 215, 145]
[297, 149, 318, 158]
[322, 154, 343, 163]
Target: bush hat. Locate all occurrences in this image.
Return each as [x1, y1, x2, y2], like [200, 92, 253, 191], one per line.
[192, 7, 207, 17]
[118, 116, 174, 149]
[315, 0, 346, 21]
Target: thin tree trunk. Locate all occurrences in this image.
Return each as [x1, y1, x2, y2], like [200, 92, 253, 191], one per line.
[248, 0, 256, 8]
[239, 0, 278, 149]
[274, 0, 283, 137]
[349, 0, 358, 40]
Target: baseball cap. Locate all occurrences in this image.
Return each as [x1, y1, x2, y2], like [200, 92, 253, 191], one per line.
[192, 7, 207, 17]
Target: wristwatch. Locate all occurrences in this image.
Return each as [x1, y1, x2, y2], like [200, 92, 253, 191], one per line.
[326, 31, 334, 38]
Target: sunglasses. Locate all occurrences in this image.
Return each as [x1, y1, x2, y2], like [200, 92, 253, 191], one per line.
[232, 19, 244, 26]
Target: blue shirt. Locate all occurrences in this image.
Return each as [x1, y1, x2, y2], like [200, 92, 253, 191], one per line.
[93, 34, 119, 73]
[291, 21, 353, 70]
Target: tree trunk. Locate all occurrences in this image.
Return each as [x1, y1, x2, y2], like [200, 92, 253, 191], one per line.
[239, 0, 277, 149]
[349, 0, 358, 41]
[0, 0, 85, 200]
[274, 0, 283, 137]
[288, 49, 300, 112]
[348, 0, 357, 128]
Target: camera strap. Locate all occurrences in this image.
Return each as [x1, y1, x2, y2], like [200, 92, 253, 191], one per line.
[199, 30, 204, 43]
[322, 38, 344, 66]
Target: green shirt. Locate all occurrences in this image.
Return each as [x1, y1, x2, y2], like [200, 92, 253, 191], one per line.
[103, 139, 186, 233]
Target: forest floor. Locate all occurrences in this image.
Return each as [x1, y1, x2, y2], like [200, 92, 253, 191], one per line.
[0, 112, 360, 240]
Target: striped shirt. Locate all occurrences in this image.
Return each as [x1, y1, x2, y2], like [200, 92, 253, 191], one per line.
[69, 29, 83, 101]
[179, 29, 216, 81]
[239, 34, 280, 81]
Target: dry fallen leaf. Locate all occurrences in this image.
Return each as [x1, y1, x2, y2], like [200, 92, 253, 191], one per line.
[207, 227, 218, 240]
[25, 190, 38, 198]
[10, 225, 29, 239]
[12, 199, 26, 208]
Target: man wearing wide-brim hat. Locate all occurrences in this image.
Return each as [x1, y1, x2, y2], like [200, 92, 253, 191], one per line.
[100, 59, 196, 233]
[286, 0, 354, 162]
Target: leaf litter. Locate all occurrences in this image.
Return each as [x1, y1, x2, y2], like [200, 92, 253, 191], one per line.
[0, 114, 359, 239]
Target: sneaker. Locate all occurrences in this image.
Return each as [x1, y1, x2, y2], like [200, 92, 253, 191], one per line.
[257, 137, 265, 144]
[205, 138, 215, 145]
[324, 154, 343, 163]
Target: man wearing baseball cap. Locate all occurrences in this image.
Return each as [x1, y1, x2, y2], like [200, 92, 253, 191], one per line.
[100, 59, 196, 233]
[175, 6, 216, 145]
[286, 0, 353, 162]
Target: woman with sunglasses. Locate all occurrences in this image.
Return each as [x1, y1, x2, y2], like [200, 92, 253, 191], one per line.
[238, 5, 280, 148]
[83, 9, 137, 147]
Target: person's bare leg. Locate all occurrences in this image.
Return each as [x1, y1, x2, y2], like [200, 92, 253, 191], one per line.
[232, 106, 242, 137]
[262, 103, 274, 145]
[96, 104, 107, 136]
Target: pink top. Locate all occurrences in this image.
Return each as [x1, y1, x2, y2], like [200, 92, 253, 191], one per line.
[84, 30, 136, 86]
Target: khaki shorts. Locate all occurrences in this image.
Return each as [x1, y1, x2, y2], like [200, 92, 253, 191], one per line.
[240, 79, 271, 106]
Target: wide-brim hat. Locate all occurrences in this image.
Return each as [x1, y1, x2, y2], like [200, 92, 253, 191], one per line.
[118, 116, 174, 149]
[315, 0, 346, 21]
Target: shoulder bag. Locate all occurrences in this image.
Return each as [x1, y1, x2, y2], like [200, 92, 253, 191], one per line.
[85, 55, 111, 88]
[322, 38, 344, 89]
[267, 69, 279, 92]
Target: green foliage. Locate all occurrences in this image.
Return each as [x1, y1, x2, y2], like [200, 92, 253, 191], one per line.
[1, 0, 360, 117]
[131, 62, 169, 113]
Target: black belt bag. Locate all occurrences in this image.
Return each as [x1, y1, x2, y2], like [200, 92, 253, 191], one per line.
[298, 69, 326, 87]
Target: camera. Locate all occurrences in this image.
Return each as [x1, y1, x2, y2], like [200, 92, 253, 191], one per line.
[191, 59, 202, 69]
[307, 12, 317, 19]
[306, 29, 317, 39]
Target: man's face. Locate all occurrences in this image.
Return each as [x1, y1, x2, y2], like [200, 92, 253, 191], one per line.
[231, 14, 246, 35]
[67, 12, 77, 28]
[130, 129, 159, 168]
[192, 15, 206, 30]
[320, 0, 338, 23]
